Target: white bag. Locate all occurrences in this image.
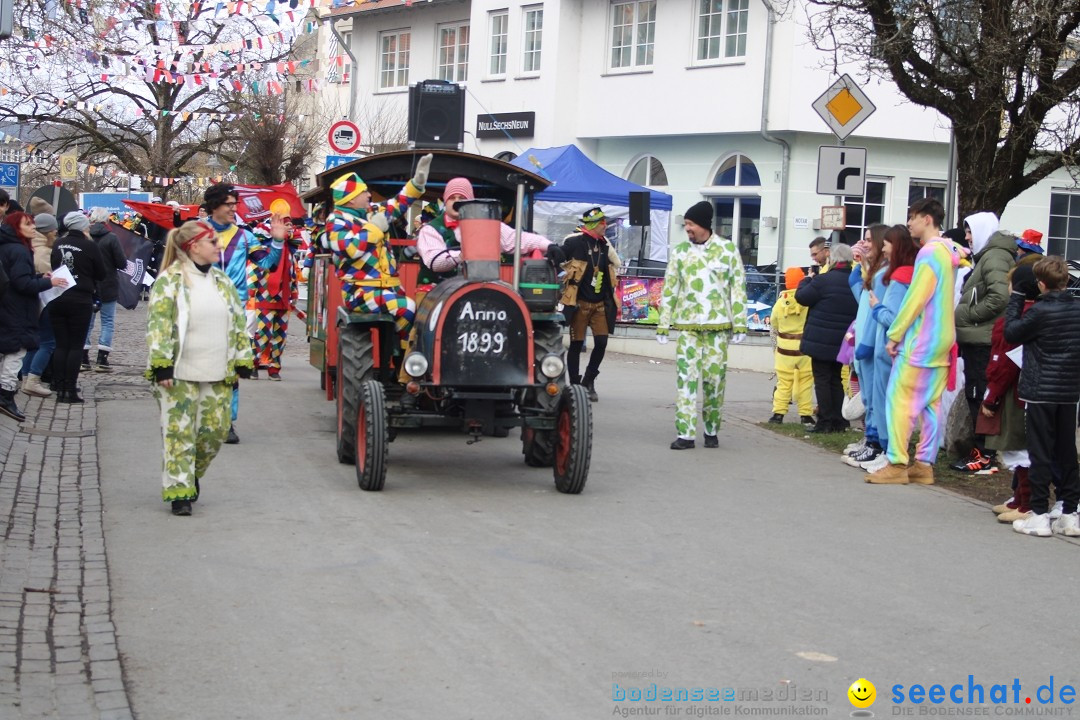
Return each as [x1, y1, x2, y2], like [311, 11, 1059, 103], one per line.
[842, 390, 865, 421]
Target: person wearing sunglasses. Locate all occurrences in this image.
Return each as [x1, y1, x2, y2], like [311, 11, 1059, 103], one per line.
[145, 221, 255, 516]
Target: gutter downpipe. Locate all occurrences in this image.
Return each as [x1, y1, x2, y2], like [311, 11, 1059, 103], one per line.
[329, 18, 359, 121]
[759, 0, 791, 299]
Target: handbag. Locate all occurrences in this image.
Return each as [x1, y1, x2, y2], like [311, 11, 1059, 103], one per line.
[842, 390, 865, 421]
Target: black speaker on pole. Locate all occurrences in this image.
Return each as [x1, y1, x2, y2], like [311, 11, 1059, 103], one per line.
[628, 191, 651, 226]
[408, 80, 465, 150]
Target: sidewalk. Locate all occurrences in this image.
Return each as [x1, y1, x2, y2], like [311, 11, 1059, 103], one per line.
[0, 320, 145, 720]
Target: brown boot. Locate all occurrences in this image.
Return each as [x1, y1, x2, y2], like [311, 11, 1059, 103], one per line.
[907, 461, 935, 485]
[866, 463, 910, 484]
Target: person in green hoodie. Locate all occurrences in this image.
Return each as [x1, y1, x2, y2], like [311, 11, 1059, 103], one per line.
[953, 212, 1014, 473]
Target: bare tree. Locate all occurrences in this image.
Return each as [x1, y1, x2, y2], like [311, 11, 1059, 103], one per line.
[356, 99, 409, 154]
[0, 0, 304, 197]
[217, 88, 330, 185]
[805, 0, 1080, 218]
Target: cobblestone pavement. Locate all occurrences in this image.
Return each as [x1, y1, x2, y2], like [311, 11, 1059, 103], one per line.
[0, 304, 151, 720]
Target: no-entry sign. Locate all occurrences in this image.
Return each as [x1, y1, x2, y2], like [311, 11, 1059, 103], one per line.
[328, 120, 361, 155]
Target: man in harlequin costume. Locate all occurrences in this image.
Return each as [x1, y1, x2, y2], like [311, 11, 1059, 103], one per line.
[248, 202, 304, 380]
[204, 182, 287, 444]
[326, 154, 432, 349]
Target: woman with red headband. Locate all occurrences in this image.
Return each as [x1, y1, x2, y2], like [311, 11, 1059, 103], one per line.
[145, 221, 255, 516]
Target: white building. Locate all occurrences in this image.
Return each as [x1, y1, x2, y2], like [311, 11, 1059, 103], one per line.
[316, 0, 1080, 268]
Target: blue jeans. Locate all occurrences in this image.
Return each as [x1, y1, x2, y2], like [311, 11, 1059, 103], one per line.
[22, 306, 57, 377]
[85, 300, 117, 351]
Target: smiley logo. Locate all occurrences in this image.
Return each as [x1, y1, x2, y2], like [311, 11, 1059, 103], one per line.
[848, 678, 876, 708]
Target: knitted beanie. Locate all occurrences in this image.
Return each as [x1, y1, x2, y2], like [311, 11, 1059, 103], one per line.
[64, 211, 90, 233]
[784, 266, 806, 290]
[331, 172, 368, 206]
[683, 201, 713, 231]
[34, 213, 58, 233]
[443, 177, 475, 201]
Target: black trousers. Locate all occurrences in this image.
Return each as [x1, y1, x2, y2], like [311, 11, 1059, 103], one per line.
[960, 343, 991, 449]
[811, 358, 845, 427]
[1025, 402, 1080, 515]
[49, 301, 93, 393]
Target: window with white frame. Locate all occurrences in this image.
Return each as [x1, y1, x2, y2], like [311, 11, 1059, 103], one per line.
[341, 31, 352, 83]
[610, 1, 656, 70]
[522, 6, 543, 74]
[437, 22, 470, 83]
[489, 10, 508, 76]
[908, 179, 946, 206]
[711, 154, 761, 266]
[844, 179, 889, 245]
[696, 0, 749, 61]
[1048, 191, 1080, 261]
[379, 29, 411, 90]
[627, 155, 668, 186]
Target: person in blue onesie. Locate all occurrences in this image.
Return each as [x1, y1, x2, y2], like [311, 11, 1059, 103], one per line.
[203, 183, 286, 444]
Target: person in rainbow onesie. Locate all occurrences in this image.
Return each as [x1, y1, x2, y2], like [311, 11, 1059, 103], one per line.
[203, 183, 287, 444]
[326, 154, 432, 349]
[867, 197, 961, 485]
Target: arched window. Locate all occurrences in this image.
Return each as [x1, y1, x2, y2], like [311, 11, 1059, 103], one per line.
[627, 155, 668, 186]
[708, 154, 761, 267]
[712, 154, 759, 187]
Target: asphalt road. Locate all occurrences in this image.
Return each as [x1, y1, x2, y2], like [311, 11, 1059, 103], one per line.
[98, 340, 1080, 720]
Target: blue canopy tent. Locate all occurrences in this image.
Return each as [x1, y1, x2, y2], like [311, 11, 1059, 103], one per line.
[511, 145, 674, 262]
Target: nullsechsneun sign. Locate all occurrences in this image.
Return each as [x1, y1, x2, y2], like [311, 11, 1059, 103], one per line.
[476, 112, 535, 139]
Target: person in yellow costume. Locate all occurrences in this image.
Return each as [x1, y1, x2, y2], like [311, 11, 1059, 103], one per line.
[769, 267, 815, 426]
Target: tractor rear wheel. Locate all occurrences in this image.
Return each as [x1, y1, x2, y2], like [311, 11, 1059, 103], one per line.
[356, 380, 388, 491]
[336, 325, 376, 465]
[553, 384, 592, 494]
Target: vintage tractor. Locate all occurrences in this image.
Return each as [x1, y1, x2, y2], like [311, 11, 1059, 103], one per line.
[307, 151, 592, 494]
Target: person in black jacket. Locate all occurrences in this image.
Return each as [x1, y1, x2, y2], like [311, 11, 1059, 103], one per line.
[1003, 256, 1080, 538]
[0, 212, 67, 420]
[559, 207, 617, 402]
[794, 242, 859, 433]
[85, 209, 128, 372]
[50, 212, 106, 403]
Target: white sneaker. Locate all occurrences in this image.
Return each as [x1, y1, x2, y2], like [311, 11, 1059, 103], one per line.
[1049, 501, 1064, 519]
[844, 438, 867, 455]
[861, 455, 890, 473]
[1013, 513, 1052, 537]
[1051, 512, 1080, 537]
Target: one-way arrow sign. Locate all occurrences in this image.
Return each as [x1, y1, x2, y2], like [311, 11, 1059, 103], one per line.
[817, 145, 867, 197]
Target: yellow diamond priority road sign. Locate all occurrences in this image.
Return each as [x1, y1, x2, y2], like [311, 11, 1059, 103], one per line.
[812, 74, 876, 141]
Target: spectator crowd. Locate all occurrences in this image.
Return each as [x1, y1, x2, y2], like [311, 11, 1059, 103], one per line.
[769, 197, 1080, 539]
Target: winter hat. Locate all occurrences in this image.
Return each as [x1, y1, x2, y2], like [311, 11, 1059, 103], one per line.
[1012, 262, 1040, 300]
[580, 206, 606, 229]
[28, 197, 55, 216]
[1017, 229, 1044, 255]
[784, 266, 806, 290]
[64, 211, 90, 233]
[34, 214, 58, 233]
[683, 201, 713, 231]
[443, 177, 475, 202]
[331, 172, 368, 206]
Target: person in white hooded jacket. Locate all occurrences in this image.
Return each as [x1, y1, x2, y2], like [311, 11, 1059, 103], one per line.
[952, 210, 1015, 473]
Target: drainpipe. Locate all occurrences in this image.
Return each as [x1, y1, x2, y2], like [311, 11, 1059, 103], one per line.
[330, 19, 359, 121]
[759, 0, 791, 298]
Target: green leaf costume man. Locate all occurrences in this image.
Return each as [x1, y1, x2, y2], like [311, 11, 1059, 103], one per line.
[657, 201, 748, 450]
